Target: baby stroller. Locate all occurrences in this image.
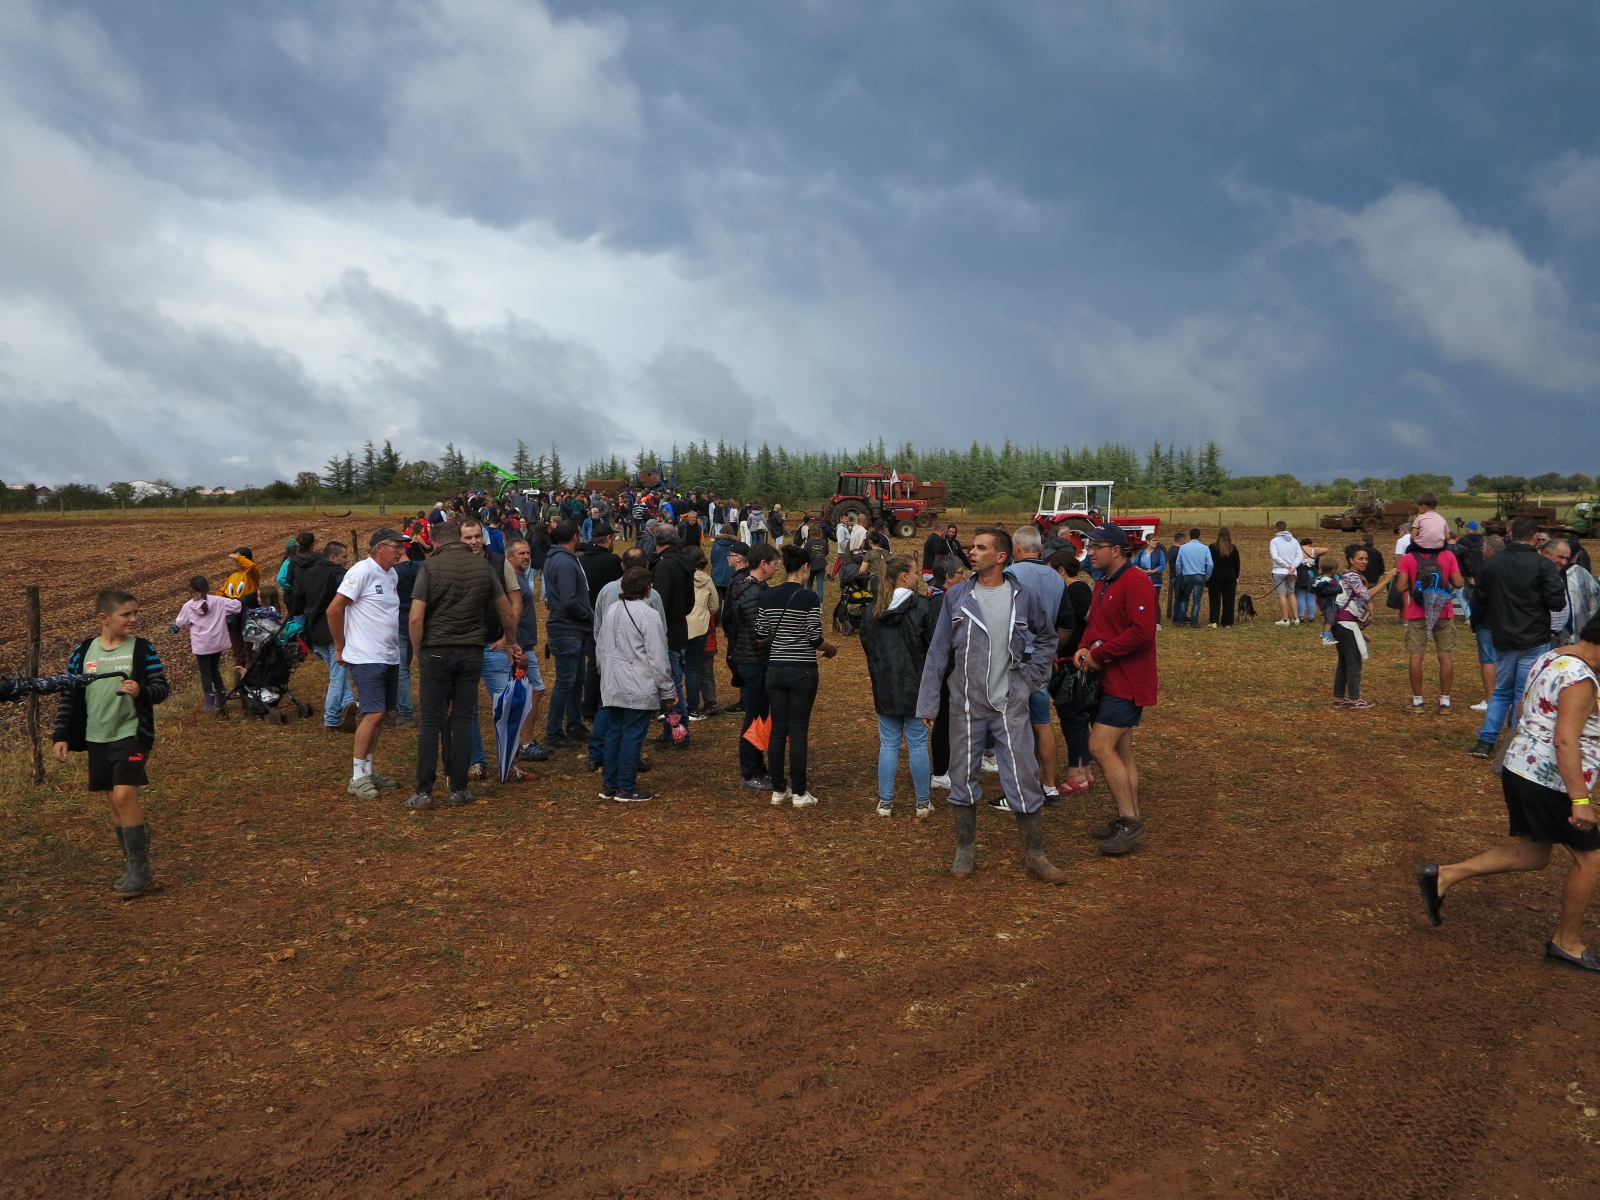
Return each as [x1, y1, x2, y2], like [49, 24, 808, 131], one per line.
[220, 608, 312, 724]
[832, 568, 877, 637]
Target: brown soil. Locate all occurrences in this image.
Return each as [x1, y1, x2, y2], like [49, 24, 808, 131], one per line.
[3, 515, 1598, 1199]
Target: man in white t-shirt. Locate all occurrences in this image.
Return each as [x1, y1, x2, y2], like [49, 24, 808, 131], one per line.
[327, 529, 407, 799]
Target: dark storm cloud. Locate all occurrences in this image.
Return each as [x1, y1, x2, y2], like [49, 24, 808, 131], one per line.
[4, 0, 1600, 489]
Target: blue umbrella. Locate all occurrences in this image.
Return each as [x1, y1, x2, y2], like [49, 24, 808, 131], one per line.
[491, 670, 535, 783]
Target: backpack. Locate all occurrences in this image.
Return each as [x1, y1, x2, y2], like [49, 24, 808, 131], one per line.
[1408, 548, 1449, 604]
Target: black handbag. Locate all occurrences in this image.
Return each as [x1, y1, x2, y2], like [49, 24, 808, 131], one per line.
[1049, 659, 1102, 716]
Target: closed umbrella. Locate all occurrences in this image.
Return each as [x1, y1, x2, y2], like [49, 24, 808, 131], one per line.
[492, 670, 535, 783]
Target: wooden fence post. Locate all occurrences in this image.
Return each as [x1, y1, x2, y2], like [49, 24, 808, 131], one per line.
[351, 527, 360, 559]
[25, 585, 43, 784]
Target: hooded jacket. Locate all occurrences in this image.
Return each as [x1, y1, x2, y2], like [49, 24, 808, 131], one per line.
[1268, 530, 1302, 576]
[860, 591, 936, 716]
[293, 555, 347, 647]
[651, 547, 696, 650]
[543, 544, 594, 640]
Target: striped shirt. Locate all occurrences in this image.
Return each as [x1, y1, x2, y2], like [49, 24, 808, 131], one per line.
[755, 582, 824, 665]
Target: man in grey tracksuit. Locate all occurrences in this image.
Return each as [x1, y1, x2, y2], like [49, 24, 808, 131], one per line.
[917, 525, 1067, 884]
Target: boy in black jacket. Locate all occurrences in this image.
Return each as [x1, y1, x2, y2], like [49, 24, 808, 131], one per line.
[52, 589, 170, 898]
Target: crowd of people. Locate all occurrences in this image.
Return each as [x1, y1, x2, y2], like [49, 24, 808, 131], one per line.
[32, 480, 1600, 976]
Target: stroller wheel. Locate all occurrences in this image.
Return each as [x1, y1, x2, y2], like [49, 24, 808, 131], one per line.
[296, 702, 314, 719]
[267, 711, 288, 725]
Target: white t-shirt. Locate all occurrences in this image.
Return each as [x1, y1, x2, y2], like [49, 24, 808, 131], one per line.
[335, 557, 401, 665]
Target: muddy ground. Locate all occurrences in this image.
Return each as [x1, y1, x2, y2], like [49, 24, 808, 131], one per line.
[2, 514, 1597, 1198]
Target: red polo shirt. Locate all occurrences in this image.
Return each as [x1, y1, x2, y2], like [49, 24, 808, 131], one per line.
[1083, 562, 1159, 707]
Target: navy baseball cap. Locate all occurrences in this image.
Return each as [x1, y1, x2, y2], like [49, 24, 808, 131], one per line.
[1082, 523, 1128, 548]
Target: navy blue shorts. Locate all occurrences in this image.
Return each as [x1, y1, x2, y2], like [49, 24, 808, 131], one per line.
[347, 662, 399, 714]
[1095, 692, 1143, 728]
[1028, 688, 1052, 724]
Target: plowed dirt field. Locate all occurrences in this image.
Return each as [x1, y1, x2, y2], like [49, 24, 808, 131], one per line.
[2, 514, 1597, 1198]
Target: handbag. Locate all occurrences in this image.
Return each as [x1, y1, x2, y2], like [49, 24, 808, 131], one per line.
[1049, 659, 1102, 716]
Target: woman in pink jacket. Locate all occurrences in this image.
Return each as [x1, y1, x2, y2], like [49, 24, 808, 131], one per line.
[173, 576, 241, 712]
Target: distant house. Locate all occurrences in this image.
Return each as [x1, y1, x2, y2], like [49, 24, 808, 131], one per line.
[5, 483, 51, 502]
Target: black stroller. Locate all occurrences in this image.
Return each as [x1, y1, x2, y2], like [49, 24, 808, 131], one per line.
[832, 566, 878, 636]
[220, 608, 313, 724]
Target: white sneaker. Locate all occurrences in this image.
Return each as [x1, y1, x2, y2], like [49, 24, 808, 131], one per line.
[1207, 623, 1217, 628]
[930, 774, 951, 790]
[770, 789, 790, 806]
[1470, 700, 1489, 711]
[791, 792, 818, 807]
[875, 800, 893, 817]
[981, 753, 999, 773]
[1292, 618, 1302, 625]
[1042, 784, 1059, 798]
[1274, 619, 1292, 626]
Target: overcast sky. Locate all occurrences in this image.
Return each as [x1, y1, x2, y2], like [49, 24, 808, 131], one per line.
[2, 0, 1598, 489]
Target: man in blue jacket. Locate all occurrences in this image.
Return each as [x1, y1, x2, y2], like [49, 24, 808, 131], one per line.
[543, 520, 595, 748]
[917, 526, 1066, 884]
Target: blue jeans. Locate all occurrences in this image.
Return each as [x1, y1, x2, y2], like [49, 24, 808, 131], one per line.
[684, 635, 709, 712]
[314, 645, 354, 727]
[546, 635, 587, 738]
[470, 647, 512, 766]
[394, 637, 414, 718]
[1178, 575, 1207, 626]
[1296, 588, 1316, 620]
[1477, 643, 1549, 744]
[601, 706, 653, 793]
[877, 714, 931, 804]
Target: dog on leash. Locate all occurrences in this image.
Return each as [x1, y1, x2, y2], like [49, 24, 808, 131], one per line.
[1237, 593, 1258, 623]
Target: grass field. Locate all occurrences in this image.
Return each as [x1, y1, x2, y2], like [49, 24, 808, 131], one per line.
[3, 513, 1598, 1198]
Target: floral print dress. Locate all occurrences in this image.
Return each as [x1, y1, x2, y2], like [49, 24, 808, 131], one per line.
[1504, 651, 1600, 794]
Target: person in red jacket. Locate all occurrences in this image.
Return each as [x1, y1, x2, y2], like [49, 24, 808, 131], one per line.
[1073, 524, 1158, 855]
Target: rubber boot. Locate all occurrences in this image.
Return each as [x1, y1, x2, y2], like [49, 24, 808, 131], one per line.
[1015, 811, 1068, 885]
[201, 690, 217, 714]
[113, 824, 153, 898]
[950, 804, 978, 878]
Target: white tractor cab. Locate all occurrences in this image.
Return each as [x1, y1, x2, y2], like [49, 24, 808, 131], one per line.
[1033, 480, 1160, 550]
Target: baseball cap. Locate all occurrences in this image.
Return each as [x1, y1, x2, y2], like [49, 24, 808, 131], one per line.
[1082, 523, 1128, 549]
[1466, 520, 1479, 531]
[726, 541, 752, 558]
[589, 520, 614, 538]
[369, 527, 407, 548]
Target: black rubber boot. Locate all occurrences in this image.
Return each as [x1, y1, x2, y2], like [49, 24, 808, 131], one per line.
[1015, 811, 1068, 884]
[951, 804, 978, 878]
[113, 824, 152, 898]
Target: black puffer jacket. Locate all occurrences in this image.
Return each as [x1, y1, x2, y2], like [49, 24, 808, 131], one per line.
[860, 593, 936, 716]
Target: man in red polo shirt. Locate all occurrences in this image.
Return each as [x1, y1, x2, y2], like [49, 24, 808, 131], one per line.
[1074, 523, 1159, 855]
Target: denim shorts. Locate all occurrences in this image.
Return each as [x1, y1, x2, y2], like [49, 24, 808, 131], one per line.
[1475, 626, 1497, 666]
[347, 662, 399, 714]
[518, 645, 546, 689]
[1095, 691, 1143, 728]
[1028, 687, 1052, 724]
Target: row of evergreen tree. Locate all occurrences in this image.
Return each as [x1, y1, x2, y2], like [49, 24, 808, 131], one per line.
[315, 437, 1230, 506]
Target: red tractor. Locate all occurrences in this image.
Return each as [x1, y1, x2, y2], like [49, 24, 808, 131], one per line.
[1033, 480, 1160, 550]
[821, 465, 948, 538]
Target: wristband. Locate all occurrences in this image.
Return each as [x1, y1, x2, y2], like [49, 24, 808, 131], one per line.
[1573, 799, 1592, 807]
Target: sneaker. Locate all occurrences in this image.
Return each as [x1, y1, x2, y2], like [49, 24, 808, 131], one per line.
[1408, 698, 1426, 714]
[723, 702, 744, 714]
[568, 723, 591, 740]
[1321, 634, 1336, 647]
[368, 771, 402, 789]
[338, 703, 361, 732]
[982, 752, 999, 773]
[1274, 619, 1292, 627]
[771, 789, 791, 806]
[1043, 784, 1059, 798]
[443, 790, 475, 807]
[876, 800, 893, 817]
[1468, 739, 1496, 760]
[790, 792, 818, 807]
[1332, 698, 1352, 708]
[1469, 700, 1489, 711]
[587, 757, 602, 773]
[915, 801, 933, 819]
[613, 789, 654, 802]
[686, 711, 708, 722]
[1098, 816, 1147, 856]
[404, 790, 433, 809]
[545, 734, 578, 750]
[1348, 699, 1374, 709]
[987, 797, 1011, 812]
[596, 785, 616, 801]
[467, 763, 486, 781]
[1438, 698, 1453, 713]
[930, 774, 951, 790]
[1291, 618, 1301, 625]
[346, 775, 380, 800]
[517, 741, 553, 762]
[742, 776, 774, 792]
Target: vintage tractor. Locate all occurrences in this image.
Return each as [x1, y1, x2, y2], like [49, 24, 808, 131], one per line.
[1033, 481, 1160, 549]
[821, 465, 947, 538]
[1482, 488, 1595, 539]
[1318, 489, 1420, 534]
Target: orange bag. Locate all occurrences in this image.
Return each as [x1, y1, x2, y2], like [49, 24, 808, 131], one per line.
[741, 715, 771, 751]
